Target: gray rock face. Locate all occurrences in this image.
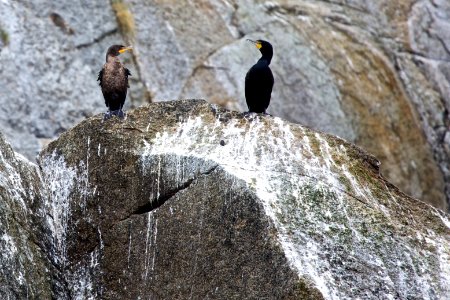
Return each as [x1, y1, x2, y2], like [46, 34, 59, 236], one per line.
[0, 133, 67, 299]
[404, 0, 450, 209]
[126, 0, 450, 210]
[0, 0, 146, 159]
[0, 1, 449, 210]
[20, 99, 447, 299]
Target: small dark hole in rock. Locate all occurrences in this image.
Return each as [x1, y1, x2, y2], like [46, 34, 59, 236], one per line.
[220, 140, 226, 146]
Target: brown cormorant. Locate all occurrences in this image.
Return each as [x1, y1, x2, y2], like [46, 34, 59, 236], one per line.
[245, 39, 274, 114]
[98, 45, 132, 120]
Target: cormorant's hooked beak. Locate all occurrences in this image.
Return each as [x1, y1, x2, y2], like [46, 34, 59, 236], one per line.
[119, 46, 133, 54]
[247, 39, 262, 49]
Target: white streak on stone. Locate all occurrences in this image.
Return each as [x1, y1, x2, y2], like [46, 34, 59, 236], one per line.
[140, 115, 450, 299]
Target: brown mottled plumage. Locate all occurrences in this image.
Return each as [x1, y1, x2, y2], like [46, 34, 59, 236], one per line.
[98, 45, 132, 119]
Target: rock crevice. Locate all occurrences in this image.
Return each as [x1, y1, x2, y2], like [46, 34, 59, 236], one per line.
[130, 164, 220, 217]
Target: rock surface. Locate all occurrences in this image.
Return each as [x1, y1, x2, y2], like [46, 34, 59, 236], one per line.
[0, 133, 67, 299]
[130, 0, 450, 210]
[0, 0, 449, 210]
[3, 99, 438, 299]
[0, 0, 147, 159]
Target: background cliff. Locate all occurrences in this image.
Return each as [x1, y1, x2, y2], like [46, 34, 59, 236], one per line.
[0, 100, 449, 299]
[0, 0, 449, 210]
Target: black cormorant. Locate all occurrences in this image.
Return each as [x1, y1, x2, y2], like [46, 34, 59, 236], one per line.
[98, 45, 132, 120]
[245, 39, 274, 114]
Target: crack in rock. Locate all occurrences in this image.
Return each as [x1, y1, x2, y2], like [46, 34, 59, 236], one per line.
[131, 164, 219, 216]
[75, 28, 118, 49]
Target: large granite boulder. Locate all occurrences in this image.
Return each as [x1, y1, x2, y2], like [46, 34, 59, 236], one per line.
[30, 100, 448, 299]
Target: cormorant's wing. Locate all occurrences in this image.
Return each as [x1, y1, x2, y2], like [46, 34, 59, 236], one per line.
[245, 64, 261, 102]
[244, 67, 254, 101]
[245, 62, 274, 112]
[97, 68, 104, 87]
[125, 68, 131, 88]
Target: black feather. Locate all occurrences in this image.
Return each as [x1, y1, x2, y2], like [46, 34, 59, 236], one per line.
[245, 40, 274, 114]
[97, 69, 104, 87]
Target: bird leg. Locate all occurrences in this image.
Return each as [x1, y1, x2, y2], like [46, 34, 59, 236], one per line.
[109, 109, 126, 119]
[103, 109, 126, 120]
[103, 111, 112, 121]
[243, 111, 258, 121]
[117, 109, 125, 119]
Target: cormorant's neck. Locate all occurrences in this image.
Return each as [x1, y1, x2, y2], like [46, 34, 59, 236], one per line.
[106, 55, 120, 63]
[258, 56, 272, 65]
[259, 51, 273, 65]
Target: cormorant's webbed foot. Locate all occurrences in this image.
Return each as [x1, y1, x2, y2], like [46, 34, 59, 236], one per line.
[243, 110, 271, 117]
[117, 109, 125, 119]
[103, 109, 126, 121]
[110, 109, 126, 119]
[103, 111, 112, 121]
[243, 111, 258, 121]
